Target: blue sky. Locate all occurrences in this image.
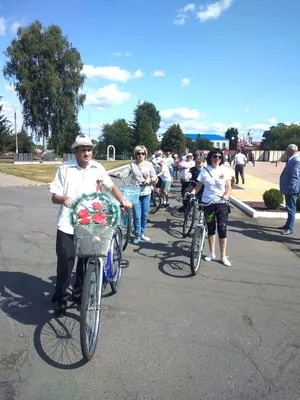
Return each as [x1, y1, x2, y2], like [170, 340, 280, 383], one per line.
[0, 0, 300, 141]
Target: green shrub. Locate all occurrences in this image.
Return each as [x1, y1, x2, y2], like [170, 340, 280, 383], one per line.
[262, 189, 283, 210]
[297, 194, 300, 211]
[231, 176, 235, 186]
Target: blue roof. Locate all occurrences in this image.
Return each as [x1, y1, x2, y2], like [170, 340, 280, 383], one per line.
[185, 133, 228, 141]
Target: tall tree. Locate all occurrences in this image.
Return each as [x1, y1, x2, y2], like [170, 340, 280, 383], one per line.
[0, 97, 13, 154]
[185, 137, 196, 152]
[161, 124, 186, 155]
[195, 134, 214, 150]
[134, 101, 161, 134]
[131, 108, 159, 152]
[3, 21, 85, 152]
[260, 123, 300, 150]
[98, 119, 133, 156]
[225, 127, 239, 150]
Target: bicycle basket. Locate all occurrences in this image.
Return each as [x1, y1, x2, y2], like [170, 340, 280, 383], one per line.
[74, 224, 114, 257]
[119, 185, 141, 205]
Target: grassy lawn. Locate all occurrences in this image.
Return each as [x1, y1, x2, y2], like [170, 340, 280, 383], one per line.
[0, 160, 129, 183]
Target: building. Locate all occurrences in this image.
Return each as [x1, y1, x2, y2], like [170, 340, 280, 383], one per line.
[185, 133, 229, 149]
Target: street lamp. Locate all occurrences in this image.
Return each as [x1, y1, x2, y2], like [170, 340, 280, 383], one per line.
[11, 105, 18, 154]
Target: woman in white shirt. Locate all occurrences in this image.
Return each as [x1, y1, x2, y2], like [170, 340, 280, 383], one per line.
[190, 149, 232, 267]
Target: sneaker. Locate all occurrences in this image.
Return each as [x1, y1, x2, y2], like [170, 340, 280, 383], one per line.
[141, 234, 151, 242]
[221, 256, 231, 267]
[133, 236, 140, 244]
[204, 253, 216, 262]
[164, 203, 170, 208]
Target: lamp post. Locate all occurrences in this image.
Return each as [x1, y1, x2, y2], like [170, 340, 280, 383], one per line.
[11, 105, 18, 154]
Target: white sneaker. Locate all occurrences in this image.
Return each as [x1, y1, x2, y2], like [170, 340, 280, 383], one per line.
[141, 234, 151, 242]
[221, 256, 231, 267]
[204, 253, 216, 262]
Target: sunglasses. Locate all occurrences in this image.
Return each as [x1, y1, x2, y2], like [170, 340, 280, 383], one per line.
[137, 152, 146, 156]
[212, 154, 222, 159]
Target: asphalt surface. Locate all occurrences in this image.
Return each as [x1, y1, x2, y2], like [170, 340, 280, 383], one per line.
[1, 180, 300, 400]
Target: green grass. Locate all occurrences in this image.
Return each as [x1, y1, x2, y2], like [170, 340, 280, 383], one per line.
[0, 160, 129, 183]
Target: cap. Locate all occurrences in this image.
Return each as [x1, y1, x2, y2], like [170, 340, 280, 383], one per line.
[71, 134, 93, 149]
[187, 153, 193, 158]
[195, 156, 205, 162]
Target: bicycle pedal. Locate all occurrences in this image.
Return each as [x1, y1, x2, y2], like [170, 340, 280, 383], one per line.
[120, 259, 129, 268]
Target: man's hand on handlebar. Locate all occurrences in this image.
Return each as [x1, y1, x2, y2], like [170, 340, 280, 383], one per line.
[121, 199, 132, 209]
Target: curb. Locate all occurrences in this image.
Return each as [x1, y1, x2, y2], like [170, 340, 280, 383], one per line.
[230, 196, 300, 219]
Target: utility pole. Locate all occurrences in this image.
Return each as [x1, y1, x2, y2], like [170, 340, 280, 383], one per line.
[12, 105, 18, 154]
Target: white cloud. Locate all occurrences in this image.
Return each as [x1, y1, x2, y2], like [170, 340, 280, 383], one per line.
[174, 0, 233, 25]
[134, 69, 143, 78]
[181, 78, 190, 86]
[153, 70, 165, 77]
[84, 84, 131, 108]
[174, 3, 196, 25]
[82, 65, 143, 82]
[249, 124, 269, 131]
[196, 0, 233, 22]
[161, 108, 203, 122]
[0, 16, 7, 35]
[113, 51, 133, 57]
[10, 21, 21, 34]
[232, 122, 241, 128]
[267, 117, 277, 125]
[4, 83, 15, 92]
[245, 108, 250, 112]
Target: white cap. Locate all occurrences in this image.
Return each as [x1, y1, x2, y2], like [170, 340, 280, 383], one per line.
[71, 134, 93, 149]
[157, 150, 163, 155]
[187, 153, 193, 158]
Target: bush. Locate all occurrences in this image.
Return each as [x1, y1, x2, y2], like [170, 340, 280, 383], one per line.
[263, 189, 283, 210]
[297, 194, 300, 211]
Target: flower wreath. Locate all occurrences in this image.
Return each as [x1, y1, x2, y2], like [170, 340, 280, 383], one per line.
[71, 192, 120, 228]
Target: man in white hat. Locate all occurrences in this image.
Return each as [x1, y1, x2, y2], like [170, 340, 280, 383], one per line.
[50, 134, 131, 316]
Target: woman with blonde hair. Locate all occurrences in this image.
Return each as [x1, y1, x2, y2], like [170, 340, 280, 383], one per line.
[118, 145, 157, 244]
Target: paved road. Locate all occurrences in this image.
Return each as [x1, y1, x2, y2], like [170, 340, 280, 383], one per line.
[0, 182, 300, 400]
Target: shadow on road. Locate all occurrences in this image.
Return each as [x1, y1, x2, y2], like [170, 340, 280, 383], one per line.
[0, 271, 86, 369]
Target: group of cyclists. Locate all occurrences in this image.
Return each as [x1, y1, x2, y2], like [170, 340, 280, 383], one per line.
[50, 137, 232, 316]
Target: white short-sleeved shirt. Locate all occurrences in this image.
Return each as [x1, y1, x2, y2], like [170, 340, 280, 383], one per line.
[197, 165, 231, 203]
[179, 160, 195, 179]
[159, 164, 172, 182]
[234, 153, 247, 165]
[50, 159, 114, 235]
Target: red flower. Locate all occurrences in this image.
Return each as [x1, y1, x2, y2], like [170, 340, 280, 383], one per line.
[78, 209, 89, 218]
[92, 202, 103, 211]
[92, 213, 107, 225]
[80, 218, 91, 225]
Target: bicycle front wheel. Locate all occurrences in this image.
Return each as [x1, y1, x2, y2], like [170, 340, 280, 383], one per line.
[183, 201, 197, 238]
[110, 226, 123, 294]
[149, 191, 162, 214]
[80, 257, 103, 361]
[120, 208, 132, 251]
[190, 226, 205, 275]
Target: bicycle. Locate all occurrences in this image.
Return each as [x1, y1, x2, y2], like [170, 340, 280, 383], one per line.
[149, 189, 162, 214]
[182, 180, 199, 238]
[72, 192, 124, 361]
[190, 196, 226, 276]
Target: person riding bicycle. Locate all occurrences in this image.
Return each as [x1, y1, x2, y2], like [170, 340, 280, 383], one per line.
[190, 148, 232, 267]
[50, 134, 131, 317]
[178, 156, 205, 213]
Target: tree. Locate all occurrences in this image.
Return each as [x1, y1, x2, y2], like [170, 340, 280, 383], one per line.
[49, 117, 82, 154]
[134, 101, 161, 134]
[0, 97, 13, 154]
[131, 108, 159, 153]
[3, 21, 85, 152]
[185, 137, 196, 152]
[195, 134, 214, 150]
[98, 119, 133, 157]
[161, 124, 186, 155]
[225, 127, 239, 150]
[12, 130, 35, 153]
[260, 123, 300, 150]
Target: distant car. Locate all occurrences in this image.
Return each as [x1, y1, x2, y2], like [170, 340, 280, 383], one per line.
[41, 151, 57, 162]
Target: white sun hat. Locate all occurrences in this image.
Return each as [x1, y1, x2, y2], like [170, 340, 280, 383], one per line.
[71, 134, 93, 149]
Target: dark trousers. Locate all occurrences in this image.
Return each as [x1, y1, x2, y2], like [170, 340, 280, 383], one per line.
[235, 164, 245, 184]
[53, 229, 85, 301]
[285, 194, 297, 231]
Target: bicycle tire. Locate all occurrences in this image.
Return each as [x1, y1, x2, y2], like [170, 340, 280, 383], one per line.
[120, 208, 132, 251]
[110, 226, 123, 294]
[80, 257, 103, 361]
[183, 200, 197, 238]
[149, 191, 162, 214]
[190, 226, 205, 275]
